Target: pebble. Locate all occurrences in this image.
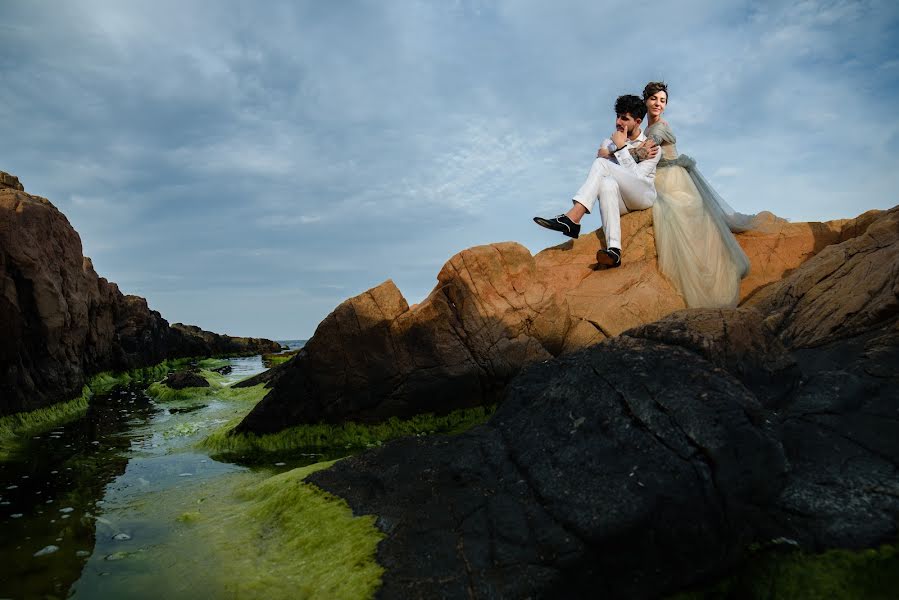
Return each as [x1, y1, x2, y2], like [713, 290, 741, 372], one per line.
[76, 550, 91, 558]
[5, 485, 17, 490]
[59, 507, 74, 513]
[51, 470, 58, 474]
[33, 545, 59, 557]
[11, 513, 23, 518]
[91, 441, 100, 445]
[275, 462, 286, 466]
[178, 473, 192, 477]
[112, 533, 131, 541]
[61, 514, 70, 520]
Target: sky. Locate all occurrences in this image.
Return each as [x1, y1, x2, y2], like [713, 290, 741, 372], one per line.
[1, 0, 897, 340]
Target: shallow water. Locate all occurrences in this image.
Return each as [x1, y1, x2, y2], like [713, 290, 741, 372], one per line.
[0, 356, 326, 599]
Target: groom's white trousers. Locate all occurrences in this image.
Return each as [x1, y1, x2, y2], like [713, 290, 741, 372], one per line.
[572, 157, 657, 250]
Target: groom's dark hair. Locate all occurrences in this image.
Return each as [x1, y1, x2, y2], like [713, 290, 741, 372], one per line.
[615, 95, 647, 120]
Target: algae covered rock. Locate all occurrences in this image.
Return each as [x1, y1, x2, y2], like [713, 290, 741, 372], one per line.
[163, 372, 210, 390]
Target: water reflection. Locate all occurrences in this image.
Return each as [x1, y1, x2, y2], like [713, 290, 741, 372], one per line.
[0, 355, 293, 599]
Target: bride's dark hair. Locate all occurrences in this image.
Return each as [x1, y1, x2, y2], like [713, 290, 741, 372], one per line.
[643, 81, 668, 101]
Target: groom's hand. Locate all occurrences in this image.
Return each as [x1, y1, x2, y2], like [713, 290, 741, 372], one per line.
[610, 127, 628, 149]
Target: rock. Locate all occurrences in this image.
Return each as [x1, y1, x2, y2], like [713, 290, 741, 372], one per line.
[212, 365, 232, 375]
[238, 244, 568, 432]
[241, 206, 890, 432]
[162, 371, 209, 390]
[745, 206, 899, 349]
[33, 545, 60, 557]
[306, 207, 899, 597]
[624, 307, 801, 409]
[0, 171, 25, 191]
[168, 323, 281, 357]
[309, 335, 789, 599]
[0, 171, 280, 416]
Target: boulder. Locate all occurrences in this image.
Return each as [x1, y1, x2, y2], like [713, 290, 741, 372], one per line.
[238, 243, 568, 432]
[307, 212, 899, 596]
[241, 206, 891, 432]
[309, 335, 789, 599]
[163, 371, 210, 390]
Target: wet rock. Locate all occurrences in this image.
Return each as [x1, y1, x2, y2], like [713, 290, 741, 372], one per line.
[162, 371, 209, 390]
[33, 545, 59, 557]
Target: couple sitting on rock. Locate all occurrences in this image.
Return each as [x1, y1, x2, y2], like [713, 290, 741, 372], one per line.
[534, 82, 755, 309]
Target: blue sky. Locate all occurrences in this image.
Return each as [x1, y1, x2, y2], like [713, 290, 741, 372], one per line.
[2, 0, 897, 340]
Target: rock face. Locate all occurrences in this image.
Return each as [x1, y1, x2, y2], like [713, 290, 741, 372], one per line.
[163, 371, 210, 390]
[308, 207, 899, 598]
[0, 171, 278, 416]
[240, 205, 888, 433]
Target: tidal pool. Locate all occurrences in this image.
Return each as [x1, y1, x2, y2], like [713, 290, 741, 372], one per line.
[0, 356, 382, 599]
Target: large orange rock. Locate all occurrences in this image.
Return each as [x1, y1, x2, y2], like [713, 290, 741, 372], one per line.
[241, 204, 893, 431]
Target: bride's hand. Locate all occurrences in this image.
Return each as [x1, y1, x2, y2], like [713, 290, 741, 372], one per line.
[641, 138, 658, 158]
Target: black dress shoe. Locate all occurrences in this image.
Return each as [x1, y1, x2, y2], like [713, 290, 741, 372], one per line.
[533, 214, 581, 239]
[595, 247, 621, 268]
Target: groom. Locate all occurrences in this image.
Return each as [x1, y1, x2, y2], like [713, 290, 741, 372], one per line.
[534, 94, 661, 267]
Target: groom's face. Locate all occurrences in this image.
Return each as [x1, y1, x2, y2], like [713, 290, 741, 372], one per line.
[615, 113, 641, 135]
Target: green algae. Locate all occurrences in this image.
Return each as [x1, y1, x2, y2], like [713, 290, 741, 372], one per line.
[670, 543, 899, 599]
[0, 357, 214, 460]
[0, 387, 91, 459]
[201, 404, 496, 461]
[262, 350, 298, 367]
[74, 461, 384, 599]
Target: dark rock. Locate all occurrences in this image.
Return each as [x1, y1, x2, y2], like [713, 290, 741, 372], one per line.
[309, 336, 788, 599]
[163, 371, 210, 390]
[624, 307, 801, 409]
[167, 323, 281, 358]
[212, 365, 233, 375]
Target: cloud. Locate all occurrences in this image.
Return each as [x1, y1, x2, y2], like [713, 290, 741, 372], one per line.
[2, 0, 897, 338]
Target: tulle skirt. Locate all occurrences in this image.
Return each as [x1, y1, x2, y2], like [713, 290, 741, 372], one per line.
[652, 164, 750, 308]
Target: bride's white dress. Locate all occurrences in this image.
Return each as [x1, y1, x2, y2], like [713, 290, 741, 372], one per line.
[647, 122, 754, 308]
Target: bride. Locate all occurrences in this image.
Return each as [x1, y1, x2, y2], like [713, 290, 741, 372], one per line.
[643, 81, 755, 308]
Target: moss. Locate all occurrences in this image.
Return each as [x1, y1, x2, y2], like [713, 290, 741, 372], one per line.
[0, 387, 91, 459]
[669, 543, 899, 599]
[0, 357, 195, 459]
[201, 404, 496, 461]
[96, 461, 384, 599]
[262, 350, 298, 367]
[145, 367, 262, 402]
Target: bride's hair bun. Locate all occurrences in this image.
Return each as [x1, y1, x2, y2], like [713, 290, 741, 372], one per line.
[643, 81, 668, 100]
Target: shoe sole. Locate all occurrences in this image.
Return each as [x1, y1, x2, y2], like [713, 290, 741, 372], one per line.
[595, 251, 621, 268]
[533, 217, 578, 239]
